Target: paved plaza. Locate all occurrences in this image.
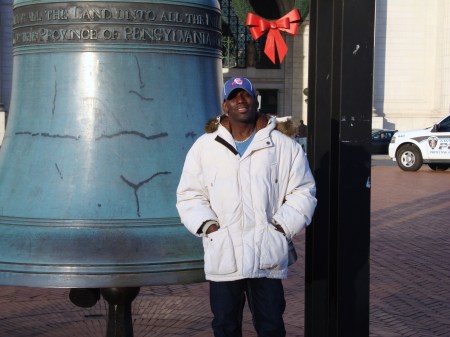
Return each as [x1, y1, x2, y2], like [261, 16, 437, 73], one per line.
[0, 164, 449, 336]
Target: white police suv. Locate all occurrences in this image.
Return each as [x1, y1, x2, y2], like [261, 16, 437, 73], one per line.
[388, 114, 450, 171]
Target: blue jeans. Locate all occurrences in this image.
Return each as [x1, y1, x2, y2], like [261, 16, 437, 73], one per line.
[209, 278, 286, 337]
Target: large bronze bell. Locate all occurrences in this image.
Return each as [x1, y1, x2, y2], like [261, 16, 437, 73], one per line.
[0, 0, 222, 289]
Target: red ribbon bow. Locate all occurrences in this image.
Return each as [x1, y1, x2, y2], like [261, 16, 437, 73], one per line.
[246, 9, 301, 64]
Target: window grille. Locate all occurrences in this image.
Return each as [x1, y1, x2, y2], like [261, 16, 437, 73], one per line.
[220, 0, 279, 69]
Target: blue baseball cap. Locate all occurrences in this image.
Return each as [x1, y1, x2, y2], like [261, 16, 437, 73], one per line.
[222, 77, 256, 101]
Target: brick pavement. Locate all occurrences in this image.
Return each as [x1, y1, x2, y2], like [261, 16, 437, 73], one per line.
[370, 166, 450, 337]
[0, 165, 449, 336]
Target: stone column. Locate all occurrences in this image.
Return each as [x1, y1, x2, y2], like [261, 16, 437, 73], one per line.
[438, 2, 450, 114]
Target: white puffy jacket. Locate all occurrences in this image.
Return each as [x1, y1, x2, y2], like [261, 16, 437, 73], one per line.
[176, 114, 316, 281]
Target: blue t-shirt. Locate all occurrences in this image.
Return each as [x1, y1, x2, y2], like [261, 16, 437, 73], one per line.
[234, 131, 256, 156]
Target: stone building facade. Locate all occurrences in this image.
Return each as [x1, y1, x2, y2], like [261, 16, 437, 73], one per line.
[373, 1, 450, 131]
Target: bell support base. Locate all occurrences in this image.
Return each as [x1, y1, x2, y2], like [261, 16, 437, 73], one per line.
[70, 287, 141, 337]
[102, 287, 140, 337]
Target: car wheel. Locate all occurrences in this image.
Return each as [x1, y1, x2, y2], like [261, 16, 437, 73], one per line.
[428, 163, 450, 171]
[396, 145, 423, 171]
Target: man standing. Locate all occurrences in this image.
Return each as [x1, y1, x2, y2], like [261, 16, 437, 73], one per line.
[176, 77, 317, 337]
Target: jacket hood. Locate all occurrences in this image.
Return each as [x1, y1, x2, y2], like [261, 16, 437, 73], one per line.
[204, 113, 297, 138]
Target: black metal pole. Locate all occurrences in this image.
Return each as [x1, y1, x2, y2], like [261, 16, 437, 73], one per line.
[305, 1, 375, 336]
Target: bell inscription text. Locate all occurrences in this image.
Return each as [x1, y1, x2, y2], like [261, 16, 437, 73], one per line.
[13, 2, 221, 48]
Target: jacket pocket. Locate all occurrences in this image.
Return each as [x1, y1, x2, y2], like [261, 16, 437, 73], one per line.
[259, 226, 288, 270]
[203, 228, 237, 275]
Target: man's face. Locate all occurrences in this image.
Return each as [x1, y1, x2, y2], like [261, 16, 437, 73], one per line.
[222, 89, 257, 124]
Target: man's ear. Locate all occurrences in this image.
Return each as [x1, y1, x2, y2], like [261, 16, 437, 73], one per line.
[222, 101, 228, 114]
[254, 97, 259, 111]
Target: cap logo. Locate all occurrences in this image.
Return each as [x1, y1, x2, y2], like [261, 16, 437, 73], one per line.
[232, 78, 243, 86]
